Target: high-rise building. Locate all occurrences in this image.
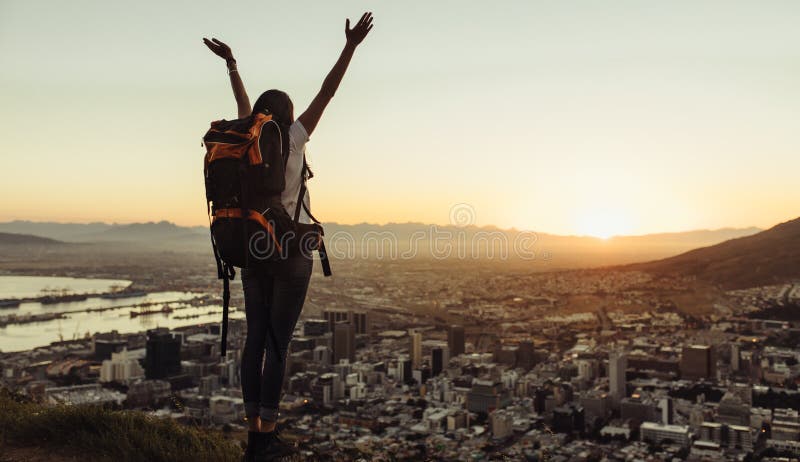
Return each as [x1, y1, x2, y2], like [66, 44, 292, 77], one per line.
[609, 350, 627, 407]
[516, 341, 536, 371]
[681, 345, 715, 380]
[323, 310, 369, 335]
[144, 328, 181, 380]
[333, 322, 356, 363]
[448, 325, 465, 357]
[658, 397, 674, 425]
[730, 343, 740, 372]
[351, 311, 369, 335]
[324, 310, 349, 331]
[432, 347, 444, 376]
[410, 330, 422, 369]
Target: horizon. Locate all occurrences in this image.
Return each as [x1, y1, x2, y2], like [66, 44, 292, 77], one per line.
[2, 1, 799, 238]
[0, 214, 783, 240]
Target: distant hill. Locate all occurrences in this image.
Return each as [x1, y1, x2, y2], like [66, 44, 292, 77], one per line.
[630, 217, 800, 289]
[0, 232, 64, 246]
[0, 219, 762, 266]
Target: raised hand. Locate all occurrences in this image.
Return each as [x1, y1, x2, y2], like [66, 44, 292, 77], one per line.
[345, 12, 374, 46]
[203, 37, 234, 61]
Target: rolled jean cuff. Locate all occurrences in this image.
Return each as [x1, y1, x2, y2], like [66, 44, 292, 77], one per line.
[259, 406, 279, 422]
[244, 401, 260, 418]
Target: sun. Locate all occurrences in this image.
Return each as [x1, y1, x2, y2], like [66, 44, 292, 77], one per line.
[576, 207, 634, 239]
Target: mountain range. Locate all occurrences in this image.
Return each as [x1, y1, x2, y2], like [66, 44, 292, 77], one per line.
[0, 217, 797, 289]
[0, 219, 762, 267]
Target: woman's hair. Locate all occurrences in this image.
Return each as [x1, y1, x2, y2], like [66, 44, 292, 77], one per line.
[252, 89, 294, 125]
[252, 89, 313, 180]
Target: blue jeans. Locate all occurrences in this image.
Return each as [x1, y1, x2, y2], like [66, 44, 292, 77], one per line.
[240, 253, 312, 422]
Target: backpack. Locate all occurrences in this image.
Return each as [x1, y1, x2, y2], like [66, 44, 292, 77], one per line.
[203, 112, 332, 356]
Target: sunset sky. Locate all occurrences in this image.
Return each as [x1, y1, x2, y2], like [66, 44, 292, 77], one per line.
[1, 0, 798, 237]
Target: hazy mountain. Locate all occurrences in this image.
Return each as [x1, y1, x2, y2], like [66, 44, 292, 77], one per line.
[0, 232, 65, 246]
[0, 219, 762, 267]
[630, 217, 800, 289]
[0, 220, 206, 245]
[0, 220, 112, 241]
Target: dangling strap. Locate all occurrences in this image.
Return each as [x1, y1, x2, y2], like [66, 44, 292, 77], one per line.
[209, 201, 237, 357]
[293, 160, 332, 277]
[318, 238, 332, 277]
[219, 263, 235, 357]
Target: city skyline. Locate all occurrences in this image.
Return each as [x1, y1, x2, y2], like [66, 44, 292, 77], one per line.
[2, 0, 799, 238]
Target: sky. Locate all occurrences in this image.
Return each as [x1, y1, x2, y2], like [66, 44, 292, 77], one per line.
[1, 0, 799, 237]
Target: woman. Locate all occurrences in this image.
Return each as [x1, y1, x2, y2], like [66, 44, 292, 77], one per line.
[204, 12, 373, 461]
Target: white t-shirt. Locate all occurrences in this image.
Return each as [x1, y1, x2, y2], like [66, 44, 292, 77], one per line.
[282, 120, 312, 224]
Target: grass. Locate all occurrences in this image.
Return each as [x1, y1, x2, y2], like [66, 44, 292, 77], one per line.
[0, 387, 242, 462]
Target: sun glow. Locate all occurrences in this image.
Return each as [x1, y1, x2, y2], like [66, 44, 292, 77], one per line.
[576, 207, 634, 239]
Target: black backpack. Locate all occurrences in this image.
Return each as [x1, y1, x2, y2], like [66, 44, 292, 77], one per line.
[203, 112, 331, 356]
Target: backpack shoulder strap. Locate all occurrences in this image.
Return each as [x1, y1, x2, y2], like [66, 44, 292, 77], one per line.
[293, 158, 320, 224]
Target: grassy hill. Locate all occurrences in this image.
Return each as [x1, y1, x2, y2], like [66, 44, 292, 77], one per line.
[0, 388, 241, 462]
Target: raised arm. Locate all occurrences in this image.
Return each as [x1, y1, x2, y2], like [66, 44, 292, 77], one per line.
[203, 38, 252, 118]
[298, 12, 374, 136]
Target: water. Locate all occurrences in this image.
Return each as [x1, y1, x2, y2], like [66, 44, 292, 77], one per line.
[0, 275, 132, 299]
[0, 276, 244, 352]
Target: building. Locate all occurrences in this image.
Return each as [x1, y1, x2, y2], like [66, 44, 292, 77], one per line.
[351, 311, 369, 335]
[144, 328, 181, 380]
[466, 379, 511, 414]
[681, 345, 715, 381]
[716, 391, 750, 426]
[699, 422, 753, 452]
[303, 318, 329, 337]
[323, 310, 349, 331]
[312, 372, 339, 407]
[640, 422, 691, 447]
[333, 322, 356, 363]
[580, 391, 610, 420]
[552, 404, 585, 434]
[730, 343, 740, 371]
[609, 350, 627, 407]
[323, 310, 369, 335]
[432, 347, 444, 376]
[577, 359, 598, 381]
[100, 348, 144, 383]
[448, 325, 465, 357]
[126, 379, 171, 408]
[46, 383, 125, 406]
[410, 330, 422, 369]
[491, 409, 514, 439]
[209, 396, 244, 425]
[93, 334, 128, 361]
[772, 408, 800, 441]
[516, 341, 536, 371]
[620, 394, 657, 424]
[657, 397, 674, 425]
[313, 345, 332, 366]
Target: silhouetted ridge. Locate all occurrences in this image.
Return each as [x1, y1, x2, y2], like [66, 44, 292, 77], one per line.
[630, 216, 800, 289]
[0, 232, 64, 246]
